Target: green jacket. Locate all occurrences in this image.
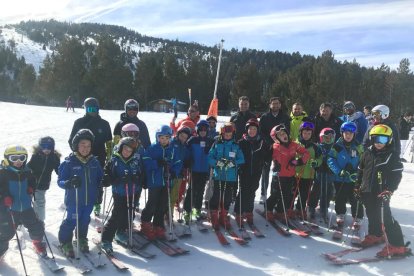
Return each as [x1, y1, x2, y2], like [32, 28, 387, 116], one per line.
[296, 139, 322, 179]
[290, 112, 309, 141]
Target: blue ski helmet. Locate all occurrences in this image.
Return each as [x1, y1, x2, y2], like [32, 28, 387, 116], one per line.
[155, 125, 173, 140]
[340, 122, 357, 134]
[196, 120, 209, 133]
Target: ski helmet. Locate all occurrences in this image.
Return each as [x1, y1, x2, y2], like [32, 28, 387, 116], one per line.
[121, 123, 140, 138]
[299, 121, 315, 132]
[196, 120, 209, 133]
[124, 99, 139, 112]
[84, 97, 99, 113]
[340, 122, 357, 134]
[177, 126, 192, 138]
[156, 125, 173, 139]
[220, 122, 235, 135]
[369, 124, 393, 145]
[3, 145, 28, 167]
[319, 128, 336, 143]
[180, 120, 196, 132]
[206, 115, 217, 123]
[371, 105, 390, 120]
[71, 129, 95, 152]
[39, 136, 55, 151]
[117, 137, 138, 154]
[270, 124, 289, 141]
[343, 101, 355, 111]
[245, 118, 259, 131]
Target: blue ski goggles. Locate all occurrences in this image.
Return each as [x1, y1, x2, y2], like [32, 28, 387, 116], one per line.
[40, 143, 54, 150]
[372, 135, 390, 145]
[86, 106, 99, 113]
[300, 121, 315, 130]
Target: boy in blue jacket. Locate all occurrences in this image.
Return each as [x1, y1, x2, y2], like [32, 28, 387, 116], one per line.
[328, 122, 364, 228]
[141, 125, 181, 240]
[208, 122, 245, 230]
[0, 145, 47, 257]
[58, 129, 103, 257]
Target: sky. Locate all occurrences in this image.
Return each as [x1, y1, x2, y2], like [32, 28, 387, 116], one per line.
[1, 0, 413, 69]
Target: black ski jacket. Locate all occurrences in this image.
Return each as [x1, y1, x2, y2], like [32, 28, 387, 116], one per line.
[113, 112, 151, 149]
[259, 110, 290, 145]
[238, 134, 271, 176]
[230, 110, 257, 142]
[27, 147, 61, 190]
[313, 113, 343, 142]
[362, 119, 401, 156]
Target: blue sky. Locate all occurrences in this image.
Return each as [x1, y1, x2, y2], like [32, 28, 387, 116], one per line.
[1, 0, 413, 69]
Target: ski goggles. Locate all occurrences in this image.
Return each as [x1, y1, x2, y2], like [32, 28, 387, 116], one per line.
[126, 104, 138, 111]
[8, 154, 27, 163]
[274, 125, 287, 134]
[301, 121, 315, 130]
[372, 135, 390, 144]
[222, 125, 234, 133]
[322, 129, 335, 136]
[198, 126, 208, 132]
[85, 106, 99, 113]
[40, 142, 54, 150]
[124, 131, 139, 138]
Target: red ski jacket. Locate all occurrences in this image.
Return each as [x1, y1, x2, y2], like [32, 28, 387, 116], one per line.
[272, 141, 310, 177]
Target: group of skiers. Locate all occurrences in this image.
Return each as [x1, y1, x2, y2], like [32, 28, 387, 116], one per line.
[0, 95, 411, 269]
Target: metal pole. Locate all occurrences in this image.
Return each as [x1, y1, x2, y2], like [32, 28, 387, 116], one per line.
[213, 40, 224, 99]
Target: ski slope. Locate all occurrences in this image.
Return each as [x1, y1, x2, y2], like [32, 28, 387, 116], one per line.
[0, 101, 413, 276]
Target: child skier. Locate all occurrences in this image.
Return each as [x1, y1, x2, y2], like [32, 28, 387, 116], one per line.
[0, 145, 47, 257]
[27, 136, 61, 221]
[58, 129, 103, 257]
[356, 124, 411, 257]
[328, 122, 364, 228]
[308, 128, 336, 221]
[184, 120, 214, 222]
[141, 125, 181, 240]
[100, 137, 142, 253]
[208, 123, 244, 229]
[265, 125, 310, 221]
[292, 122, 322, 219]
[235, 118, 269, 227]
[206, 115, 219, 139]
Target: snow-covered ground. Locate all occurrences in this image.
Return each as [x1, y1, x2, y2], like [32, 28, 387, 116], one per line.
[0, 101, 413, 276]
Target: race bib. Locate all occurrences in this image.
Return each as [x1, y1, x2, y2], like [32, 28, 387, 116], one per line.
[200, 141, 206, 147]
[351, 150, 356, 158]
[229, 151, 236, 158]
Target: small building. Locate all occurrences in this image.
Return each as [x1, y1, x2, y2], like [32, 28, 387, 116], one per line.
[148, 99, 187, 113]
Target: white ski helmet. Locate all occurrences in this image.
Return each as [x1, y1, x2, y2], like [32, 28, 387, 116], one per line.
[372, 105, 390, 120]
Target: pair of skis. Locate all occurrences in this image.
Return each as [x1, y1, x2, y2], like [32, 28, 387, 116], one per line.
[134, 231, 189, 256]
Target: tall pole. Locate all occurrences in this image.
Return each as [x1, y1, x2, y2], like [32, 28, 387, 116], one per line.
[213, 39, 224, 99]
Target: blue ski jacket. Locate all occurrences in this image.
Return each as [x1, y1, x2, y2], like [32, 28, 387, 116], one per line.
[188, 136, 214, 173]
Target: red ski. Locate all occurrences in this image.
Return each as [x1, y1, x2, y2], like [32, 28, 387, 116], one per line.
[214, 229, 230, 246]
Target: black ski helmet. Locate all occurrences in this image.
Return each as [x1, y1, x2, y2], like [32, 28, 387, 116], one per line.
[71, 129, 95, 152]
[84, 97, 99, 113]
[117, 137, 138, 154]
[124, 99, 139, 112]
[39, 136, 55, 151]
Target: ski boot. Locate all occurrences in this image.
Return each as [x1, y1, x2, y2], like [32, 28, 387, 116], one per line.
[61, 242, 75, 258]
[101, 240, 113, 254]
[140, 222, 156, 241]
[115, 231, 128, 245]
[184, 212, 191, 225]
[76, 238, 89, 253]
[235, 214, 243, 228]
[308, 208, 316, 220]
[153, 226, 166, 240]
[352, 218, 362, 230]
[265, 211, 275, 222]
[287, 209, 296, 219]
[93, 204, 101, 217]
[245, 212, 254, 225]
[219, 210, 231, 229]
[210, 210, 220, 230]
[336, 214, 345, 227]
[33, 240, 47, 256]
[360, 235, 385, 248]
[377, 244, 412, 258]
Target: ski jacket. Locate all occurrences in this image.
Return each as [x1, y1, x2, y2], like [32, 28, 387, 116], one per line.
[208, 138, 245, 182]
[27, 147, 61, 190]
[238, 134, 270, 177]
[142, 142, 181, 189]
[327, 138, 363, 183]
[316, 143, 335, 174]
[0, 166, 36, 212]
[113, 112, 151, 149]
[170, 138, 190, 177]
[357, 146, 403, 194]
[57, 153, 103, 208]
[207, 128, 219, 140]
[187, 135, 214, 173]
[313, 113, 343, 142]
[290, 111, 311, 141]
[259, 110, 290, 145]
[68, 114, 112, 166]
[296, 139, 322, 179]
[272, 141, 310, 177]
[362, 119, 401, 157]
[230, 110, 257, 141]
[104, 152, 143, 196]
[340, 111, 368, 144]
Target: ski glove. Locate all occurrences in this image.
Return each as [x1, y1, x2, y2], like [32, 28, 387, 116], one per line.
[27, 186, 34, 195]
[65, 175, 81, 189]
[349, 173, 358, 183]
[3, 196, 12, 208]
[216, 159, 226, 168]
[289, 158, 304, 167]
[226, 160, 235, 168]
[102, 175, 112, 187]
[378, 190, 392, 202]
[310, 159, 318, 168]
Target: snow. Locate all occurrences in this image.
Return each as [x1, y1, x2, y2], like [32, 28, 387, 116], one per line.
[0, 101, 413, 276]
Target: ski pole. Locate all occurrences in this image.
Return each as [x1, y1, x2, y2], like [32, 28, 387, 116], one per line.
[131, 171, 137, 247]
[75, 185, 80, 259]
[9, 210, 28, 276]
[43, 232, 56, 260]
[276, 175, 290, 231]
[102, 187, 107, 217]
[378, 171, 390, 258]
[166, 167, 174, 240]
[101, 198, 114, 225]
[106, 196, 113, 214]
[238, 174, 243, 231]
[343, 199, 360, 245]
[125, 170, 131, 247]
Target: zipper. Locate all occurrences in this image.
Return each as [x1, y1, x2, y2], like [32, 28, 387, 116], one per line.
[84, 165, 89, 206]
[37, 155, 48, 189]
[18, 174, 22, 211]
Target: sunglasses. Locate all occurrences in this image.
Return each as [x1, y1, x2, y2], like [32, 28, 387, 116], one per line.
[40, 143, 54, 150]
[301, 121, 315, 130]
[372, 135, 390, 144]
[8, 154, 27, 163]
[322, 130, 335, 136]
[86, 106, 99, 113]
[125, 131, 139, 138]
[223, 126, 234, 133]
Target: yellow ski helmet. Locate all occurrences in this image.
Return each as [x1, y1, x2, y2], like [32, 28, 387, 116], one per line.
[3, 145, 28, 167]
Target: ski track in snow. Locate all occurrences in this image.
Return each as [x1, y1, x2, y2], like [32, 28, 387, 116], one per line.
[0, 101, 413, 276]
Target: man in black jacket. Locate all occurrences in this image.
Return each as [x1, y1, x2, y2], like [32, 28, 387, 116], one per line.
[113, 99, 151, 149]
[68, 97, 112, 215]
[313, 102, 343, 142]
[230, 96, 257, 141]
[258, 97, 290, 202]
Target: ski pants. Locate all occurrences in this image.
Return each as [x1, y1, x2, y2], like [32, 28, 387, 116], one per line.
[101, 194, 133, 242]
[59, 204, 93, 244]
[294, 178, 313, 212]
[362, 193, 404, 246]
[266, 176, 295, 213]
[34, 189, 46, 221]
[184, 172, 208, 213]
[234, 173, 261, 214]
[334, 182, 364, 219]
[141, 186, 168, 228]
[308, 172, 334, 214]
[169, 178, 182, 212]
[0, 208, 44, 254]
[209, 180, 234, 211]
[260, 162, 271, 197]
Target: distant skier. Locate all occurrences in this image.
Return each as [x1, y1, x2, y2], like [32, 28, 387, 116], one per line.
[171, 98, 178, 118]
[66, 96, 75, 112]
